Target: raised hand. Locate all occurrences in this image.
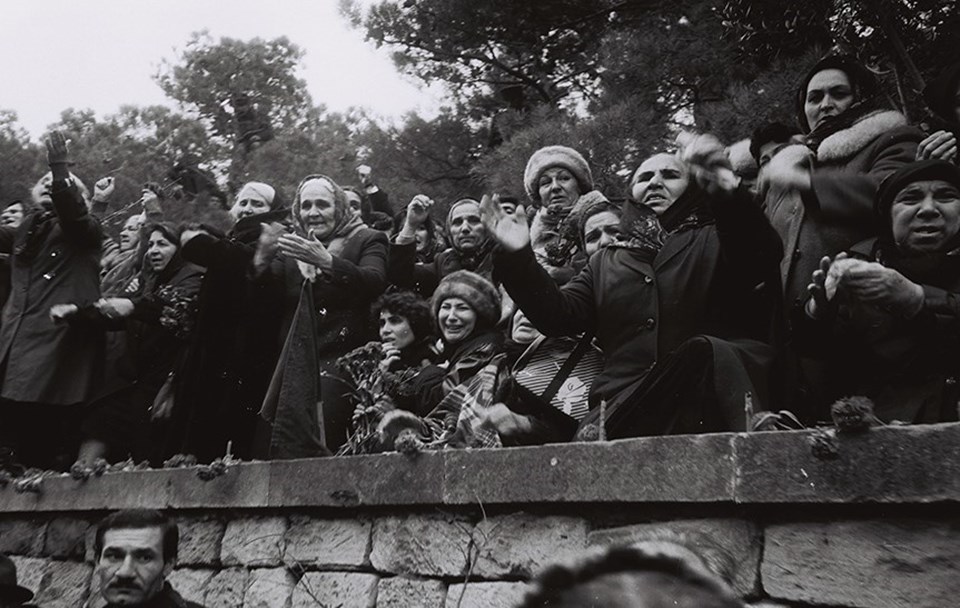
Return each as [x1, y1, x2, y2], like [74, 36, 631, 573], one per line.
[842, 262, 924, 317]
[49, 303, 79, 323]
[95, 298, 134, 319]
[278, 232, 333, 269]
[806, 254, 838, 318]
[404, 195, 433, 229]
[762, 144, 813, 192]
[480, 193, 530, 253]
[45, 130, 70, 166]
[917, 130, 958, 162]
[253, 221, 284, 273]
[677, 131, 739, 194]
[93, 176, 115, 202]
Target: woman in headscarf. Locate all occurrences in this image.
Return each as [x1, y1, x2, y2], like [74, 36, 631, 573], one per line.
[795, 159, 960, 424]
[761, 53, 923, 421]
[257, 174, 388, 458]
[51, 223, 204, 466]
[388, 195, 494, 296]
[484, 136, 782, 439]
[917, 59, 960, 163]
[171, 181, 289, 462]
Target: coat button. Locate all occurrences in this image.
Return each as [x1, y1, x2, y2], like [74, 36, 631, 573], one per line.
[643, 275, 653, 284]
[792, 249, 801, 262]
[644, 317, 656, 329]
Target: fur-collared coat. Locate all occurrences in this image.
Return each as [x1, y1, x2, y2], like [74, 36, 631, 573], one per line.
[763, 110, 923, 307]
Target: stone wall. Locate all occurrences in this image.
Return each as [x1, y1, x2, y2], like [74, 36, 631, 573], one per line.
[1, 424, 958, 608]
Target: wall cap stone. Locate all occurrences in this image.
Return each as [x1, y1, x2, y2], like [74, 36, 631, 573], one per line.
[0, 423, 956, 512]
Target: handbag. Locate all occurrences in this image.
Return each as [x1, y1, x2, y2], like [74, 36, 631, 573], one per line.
[511, 333, 603, 424]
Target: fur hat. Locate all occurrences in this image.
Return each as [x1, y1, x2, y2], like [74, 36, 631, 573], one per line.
[524, 146, 594, 202]
[432, 270, 501, 331]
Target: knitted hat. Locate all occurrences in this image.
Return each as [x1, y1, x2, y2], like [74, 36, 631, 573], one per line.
[432, 270, 501, 331]
[876, 159, 960, 251]
[524, 146, 594, 202]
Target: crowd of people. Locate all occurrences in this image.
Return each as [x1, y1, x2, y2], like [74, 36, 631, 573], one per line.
[0, 52, 959, 474]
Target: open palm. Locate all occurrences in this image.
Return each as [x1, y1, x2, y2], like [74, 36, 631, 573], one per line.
[480, 194, 530, 252]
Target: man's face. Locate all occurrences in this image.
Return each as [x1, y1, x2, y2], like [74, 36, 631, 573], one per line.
[97, 527, 171, 605]
[891, 179, 960, 253]
[448, 202, 485, 252]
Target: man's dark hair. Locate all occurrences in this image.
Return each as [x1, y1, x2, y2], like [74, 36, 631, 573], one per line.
[94, 509, 179, 563]
[749, 122, 799, 164]
[517, 544, 743, 608]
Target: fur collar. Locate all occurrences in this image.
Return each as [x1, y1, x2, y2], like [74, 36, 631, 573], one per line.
[816, 110, 907, 163]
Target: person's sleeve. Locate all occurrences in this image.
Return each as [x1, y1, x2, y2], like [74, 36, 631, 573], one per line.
[387, 240, 440, 294]
[911, 285, 960, 334]
[807, 127, 922, 221]
[321, 232, 388, 300]
[182, 233, 253, 271]
[494, 245, 595, 337]
[0, 227, 16, 253]
[714, 186, 784, 289]
[51, 179, 103, 249]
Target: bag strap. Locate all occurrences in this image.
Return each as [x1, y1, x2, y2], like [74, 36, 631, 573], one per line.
[541, 332, 596, 403]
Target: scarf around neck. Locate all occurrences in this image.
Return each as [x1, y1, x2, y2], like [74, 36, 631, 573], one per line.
[609, 183, 714, 262]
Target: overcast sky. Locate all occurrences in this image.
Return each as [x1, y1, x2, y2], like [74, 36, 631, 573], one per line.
[0, 0, 441, 140]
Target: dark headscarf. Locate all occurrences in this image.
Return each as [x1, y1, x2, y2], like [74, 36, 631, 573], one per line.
[796, 54, 884, 153]
[875, 159, 960, 260]
[139, 222, 186, 294]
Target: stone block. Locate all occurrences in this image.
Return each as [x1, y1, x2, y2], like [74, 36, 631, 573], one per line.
[176, 515, 226, 566]
[0, 519, 46, 555]
[267, 452, 445, 507]
[763, 519, 960, 607]
[443, 435, 736, 505]
[167, 568, 215, 605]
[284, 515, 371, 567]
[8, 556, 48, 597]
[377, 577, 447, 608]
[370, 514, 473, 577]
[221, 516, 287, 567]
[34, 560, 92, 608]
[445, 581, 530, 608]
[290, 572, 379, 608]
[204, 568, 250, 608]
[589, 518, 762, 596]
[243, 567, 296, 608]
[166, 461, 272, 509]
[736, 423, 960, 504]
[43, 517, 90, 559]
[473, 513, 588, 579]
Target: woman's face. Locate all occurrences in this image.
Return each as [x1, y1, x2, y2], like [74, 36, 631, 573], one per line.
[415, 226, 430, 252]
[437, 297, 477, 344]
[890, 179, 960, 253]
[379, 310, 416, 350]
[229, 185, 272, 223]
[0, 203, 24, 228]
[631, 154, 689, 215]
[298, 179, 339, 240]
[146, 230, 178, 272]
[119, 214, 145, 252]
[511, 308, 541, 344]
[804, 68, 855, 131]
[537, 166, 580, 208]
[582, 210, 622, 257]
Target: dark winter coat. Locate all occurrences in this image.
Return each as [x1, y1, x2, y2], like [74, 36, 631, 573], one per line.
[261, 227, 389, 458]
[0, 180, 103, 405]
[175, 212, 288, 461]
[98, 582, 207, 608]
[387, 240, 494, 296]
[764, 110, 923, 307]
[496, 186, 782, 430]
[793, 238, 960, 424]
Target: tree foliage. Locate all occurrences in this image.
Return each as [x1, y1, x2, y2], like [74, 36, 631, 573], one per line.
[0, 111, 44, 203]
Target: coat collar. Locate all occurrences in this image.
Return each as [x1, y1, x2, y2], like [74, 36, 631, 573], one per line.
[815, 110, 907, 163]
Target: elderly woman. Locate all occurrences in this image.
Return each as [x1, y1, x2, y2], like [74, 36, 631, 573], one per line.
[257, 174, 388, 459]
[389, 196, 494, 295]
[483, 137, 782, 438]
[170, 181, 288, 462]
[796, 160, 960, 424]
[52, 223, 203, 466]
[100, 213, 147, 297]
[918, 60, 960, 163]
